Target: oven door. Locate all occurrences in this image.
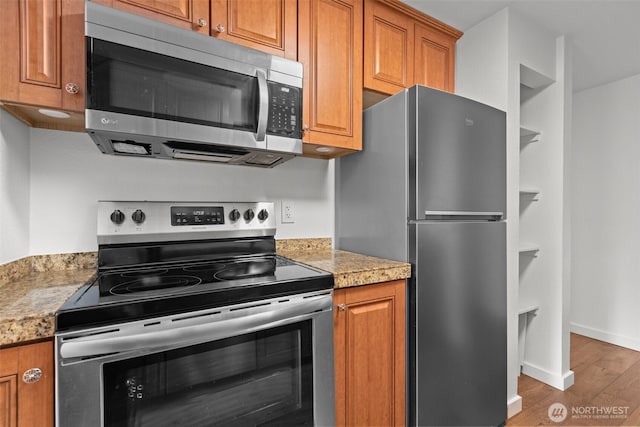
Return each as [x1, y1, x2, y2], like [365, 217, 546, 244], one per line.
[55, 291, 334, 427]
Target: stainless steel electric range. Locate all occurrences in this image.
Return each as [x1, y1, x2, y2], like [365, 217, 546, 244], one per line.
[55, 201, 335, 427]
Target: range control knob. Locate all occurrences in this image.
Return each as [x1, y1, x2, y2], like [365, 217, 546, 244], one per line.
[110, 209, 125, 225]
[229, 209, 241, 222]
[257, 209, 269, 221]
[132, 209, 146, 225]
[243, 209, 255, 221]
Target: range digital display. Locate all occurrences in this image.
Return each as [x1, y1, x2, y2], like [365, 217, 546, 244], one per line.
[171, 206, 225, 226]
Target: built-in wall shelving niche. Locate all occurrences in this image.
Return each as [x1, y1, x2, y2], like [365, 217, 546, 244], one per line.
[519, 244, 540, 257]
[519, 187, 541, 200]
[520, 126, 540, 144]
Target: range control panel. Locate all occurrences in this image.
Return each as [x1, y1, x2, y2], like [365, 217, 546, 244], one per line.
[97, 201, 275, 245]
[171, 206, 225, 226]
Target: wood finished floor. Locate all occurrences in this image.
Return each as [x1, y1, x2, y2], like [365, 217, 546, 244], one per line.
[507, 333, 640, 426]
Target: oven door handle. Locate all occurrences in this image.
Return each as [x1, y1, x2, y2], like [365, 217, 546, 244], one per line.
[59, 293, 331, 360]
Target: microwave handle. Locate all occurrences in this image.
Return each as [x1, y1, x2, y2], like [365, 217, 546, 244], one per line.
[256, 70, 268, 141]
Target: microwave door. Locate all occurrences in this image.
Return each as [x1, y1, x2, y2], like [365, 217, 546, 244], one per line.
[88, 39, 263, 136]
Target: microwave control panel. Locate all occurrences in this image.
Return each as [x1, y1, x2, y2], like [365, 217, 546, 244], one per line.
[267, 82, 302, 139]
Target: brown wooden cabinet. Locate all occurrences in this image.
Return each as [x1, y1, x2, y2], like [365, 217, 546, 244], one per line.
[414, 22, 456, 92]
[334, 280, 406, 427]
[298, 0, 363, 158]
[363, 0, 461, 99]
[363, 0, 413, 96]
[97, 0, 296, 58]
[0, 0, 461, 158]
[0, 0, 85, 130]
[210, 0, 297, 59]
[92, 0, 210, 34]
[0, 341, 54, 427]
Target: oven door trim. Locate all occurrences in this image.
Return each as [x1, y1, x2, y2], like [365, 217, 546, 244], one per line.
[59, 292, 331, 360]
[55, 290, 335, 427]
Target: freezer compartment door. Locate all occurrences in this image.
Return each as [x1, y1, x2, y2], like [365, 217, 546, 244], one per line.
[412, 86, 506, 218]
[412, 221, 506, 426]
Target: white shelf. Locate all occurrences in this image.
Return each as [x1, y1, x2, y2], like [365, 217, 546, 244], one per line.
[519, 244, 540, 256]
[520, 64, 555, 89]
[520, 126, 540, 144]
[519, 187, 541, 200]
[518, 305, 540, 316]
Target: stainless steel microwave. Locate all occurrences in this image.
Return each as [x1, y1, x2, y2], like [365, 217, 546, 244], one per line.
[84, 2, 303, 168]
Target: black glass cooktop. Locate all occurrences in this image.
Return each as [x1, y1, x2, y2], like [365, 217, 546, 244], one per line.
[56, 255, 333, 331]
[98, 256, 280, 296]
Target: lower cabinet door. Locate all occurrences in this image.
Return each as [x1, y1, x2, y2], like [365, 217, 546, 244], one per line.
[334, 280, 406, 426]
[0, 341, 54, 427]
[0, 374, 17, 427]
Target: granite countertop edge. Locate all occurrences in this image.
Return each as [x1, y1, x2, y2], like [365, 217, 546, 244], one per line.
[0, 239, 411, 347]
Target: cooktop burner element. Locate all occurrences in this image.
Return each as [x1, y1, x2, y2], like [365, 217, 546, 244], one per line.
[109, 275, 202, 295]
[56, 201, 334, 331]
[214, 257, 276, 281]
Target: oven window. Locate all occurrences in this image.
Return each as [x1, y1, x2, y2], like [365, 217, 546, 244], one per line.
[103, 321, 312, 426]
[87, 39, 258, 131]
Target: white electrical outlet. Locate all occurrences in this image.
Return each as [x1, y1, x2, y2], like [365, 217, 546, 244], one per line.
[281, 201, 295, 223]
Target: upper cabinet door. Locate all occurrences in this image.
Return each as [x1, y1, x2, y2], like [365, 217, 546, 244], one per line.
[93, 0, 210, 34]
[363, 0, 461, 97]
[363, 0, 413, 96]
[210, 0, 297, 59]
[414, 23, 456, 93]
[0, 0, 84, 113]
[298, 0, 363, 156]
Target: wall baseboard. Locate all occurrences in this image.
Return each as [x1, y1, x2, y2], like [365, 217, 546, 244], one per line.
[521, 362, 574, 391]
[571, 322, 640, 352]
[507, 394, 522, 418]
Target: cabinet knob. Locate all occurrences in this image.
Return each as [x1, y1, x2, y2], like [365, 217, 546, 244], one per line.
[335, 304, 346, 312]
[65, 83, 79, 94]
[216, 24, 225, 33]
[197, 18, 207, 27]
[22, 368, 43, 384]
[302, 125, 310, 131]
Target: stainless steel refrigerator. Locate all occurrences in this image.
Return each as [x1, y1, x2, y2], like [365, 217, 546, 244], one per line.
[336, 85, 506, 426]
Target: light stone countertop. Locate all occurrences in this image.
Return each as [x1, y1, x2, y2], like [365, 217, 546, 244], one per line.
[281, 249, 411, 289]
[0, 268, 95, 346]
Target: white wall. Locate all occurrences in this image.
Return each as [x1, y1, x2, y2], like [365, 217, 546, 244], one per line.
[455, 8, 509, 112]
[0, 124, 333, 258]
[571, 74, 640, 351]
[0, 110, 30, 264]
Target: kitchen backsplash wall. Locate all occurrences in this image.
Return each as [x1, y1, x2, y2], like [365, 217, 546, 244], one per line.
[0, 110, 334, 262]
[0, 110, 30, 264]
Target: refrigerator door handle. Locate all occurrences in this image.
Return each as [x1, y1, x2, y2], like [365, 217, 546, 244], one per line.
[423, 211, 504, 221]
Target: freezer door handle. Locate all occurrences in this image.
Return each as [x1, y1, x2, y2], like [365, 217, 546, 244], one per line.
[423, 211, 504, 221]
